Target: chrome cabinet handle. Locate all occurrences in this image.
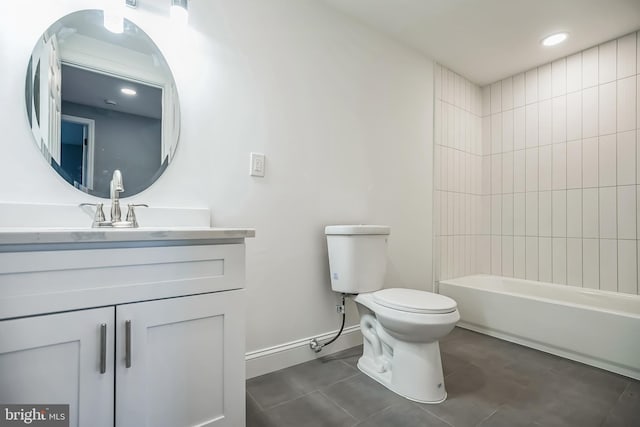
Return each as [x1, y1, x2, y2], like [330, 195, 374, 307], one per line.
[99, 323, 107, 374]
[125, 320, 132, 368]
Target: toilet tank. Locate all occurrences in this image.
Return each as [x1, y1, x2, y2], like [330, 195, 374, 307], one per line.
[325, 225, 390, 294]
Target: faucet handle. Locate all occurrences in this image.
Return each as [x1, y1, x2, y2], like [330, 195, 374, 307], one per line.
[125, 204, 149, 228]
[80, 203, 107, 227]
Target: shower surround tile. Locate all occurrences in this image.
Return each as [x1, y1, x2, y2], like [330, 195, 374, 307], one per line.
[434, 31, 640, 296]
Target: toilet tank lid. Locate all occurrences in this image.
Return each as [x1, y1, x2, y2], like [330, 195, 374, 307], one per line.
[325, 225, 390, 235]
[373, 288, 457, 314]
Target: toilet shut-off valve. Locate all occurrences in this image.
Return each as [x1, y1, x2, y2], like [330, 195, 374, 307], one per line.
[309, 294, 347, 353]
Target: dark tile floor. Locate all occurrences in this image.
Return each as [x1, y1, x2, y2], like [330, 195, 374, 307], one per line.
[246, 327, 640, 427]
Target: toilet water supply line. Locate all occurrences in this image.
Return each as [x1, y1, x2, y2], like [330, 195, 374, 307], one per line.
[309, 293, 347, 353]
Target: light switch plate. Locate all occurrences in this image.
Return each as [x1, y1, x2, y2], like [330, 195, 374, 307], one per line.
[250, 152, 265, 177]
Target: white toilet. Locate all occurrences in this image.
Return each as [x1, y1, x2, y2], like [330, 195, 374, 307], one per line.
[325, 225, 459, 404]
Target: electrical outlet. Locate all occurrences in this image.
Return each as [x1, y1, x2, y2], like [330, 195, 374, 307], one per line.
[250, 152, 265, 177]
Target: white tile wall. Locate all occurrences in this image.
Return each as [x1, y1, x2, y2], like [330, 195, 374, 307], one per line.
[539, 191, 552, 236]
[567, 189, 583, 238]
[539, 64, 552, 101]
[552, 238, 567, 284]
[599, 187, 617, 239]
[619, 240, 638, 294]
[526, 69, 538, 104]
[599, 40, 618, 84]
[552, 143, 567, 189]
[552, 96, 567, 143]
[617, 33, 636, 79]
[552, 190, 567, 237]
[600, 239, 618, 291]
[582, 86, 598, 138]
[583, 188, 598, 238]
[539, 237, 553, 282]
[513, 73, 526, 108]
[618, 77, 636, 132]
[583, 47, 599, 88]
[566, 92, 582, 141]
[582, 137, 599, 187]
[435, 32, 639, 295]
[599, 82, 617, 135]
[552, 59, 567, 97]
[566, 140, 582, 189]
[566, 53, 582, 93]
[599, 134, 616, 187]
[583, 239, 600, 289]
[502, 78, 514, 111]
[434, 65, 486, 281]
[466, 32, 639, 295]
[567, 238, 583, 286]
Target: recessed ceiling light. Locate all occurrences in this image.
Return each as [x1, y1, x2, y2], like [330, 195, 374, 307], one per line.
[542, 32, 568, 47]
[121, 87, 137, 96]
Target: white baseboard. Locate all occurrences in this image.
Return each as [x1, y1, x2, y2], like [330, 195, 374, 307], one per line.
[245, 325, 362, 379]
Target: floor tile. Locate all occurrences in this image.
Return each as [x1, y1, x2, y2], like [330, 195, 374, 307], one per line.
[322, 373, 404, 421]
[261, 391, 357, 427]
[506, 366, 629, 427]
[282, 357, 359, 393]
[322, 345, 362, 370]
[603, 381, 640, 426]
[420, 363, 527, 427]
[440, 333, 520, 372]
[246, 327, 640, 427]
[247, 393, 273, 427]
[557, 360, 631, 397]
[247, 370, 306, 409]
[356, 402, 451, 427]
[478, 404, 538, 427]
[441, 351, 473, 377]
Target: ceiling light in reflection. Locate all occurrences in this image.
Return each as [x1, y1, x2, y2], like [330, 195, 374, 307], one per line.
[104, 0, 125, 34]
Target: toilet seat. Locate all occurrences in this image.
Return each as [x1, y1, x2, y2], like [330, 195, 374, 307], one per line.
[373, 288, 457, 314]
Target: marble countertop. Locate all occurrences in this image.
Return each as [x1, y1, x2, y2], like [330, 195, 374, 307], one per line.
[0, 227, 255, 246]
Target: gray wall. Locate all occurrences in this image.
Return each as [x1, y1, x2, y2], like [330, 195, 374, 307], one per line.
[62, 101, 162, 198]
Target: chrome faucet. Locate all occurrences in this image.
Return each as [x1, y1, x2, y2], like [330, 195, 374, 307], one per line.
[80, 170, 147, 228]
[110, 170, 124, 223]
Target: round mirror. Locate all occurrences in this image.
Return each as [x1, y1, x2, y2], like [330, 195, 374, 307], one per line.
[25, 10, 180, 198]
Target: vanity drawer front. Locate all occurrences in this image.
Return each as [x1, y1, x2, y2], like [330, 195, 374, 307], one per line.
[0, 243, 245, 319]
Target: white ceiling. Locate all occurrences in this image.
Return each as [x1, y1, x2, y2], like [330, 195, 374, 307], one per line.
[322, 0, 640, 86]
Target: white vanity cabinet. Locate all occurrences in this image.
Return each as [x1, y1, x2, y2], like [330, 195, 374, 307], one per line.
[0, 228, 254, 427]
[0, 307, 115, 427]
[115, 291, 244, 427]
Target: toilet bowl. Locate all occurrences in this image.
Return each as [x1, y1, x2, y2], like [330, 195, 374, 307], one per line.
[325, 225, 459, 404]
[354, 289, 459, 403]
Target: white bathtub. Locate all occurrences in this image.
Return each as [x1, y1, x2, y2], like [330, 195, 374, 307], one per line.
[439, 275, 640, 380]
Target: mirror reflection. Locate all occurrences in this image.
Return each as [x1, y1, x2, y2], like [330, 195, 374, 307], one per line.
[25, 9, 180, 198]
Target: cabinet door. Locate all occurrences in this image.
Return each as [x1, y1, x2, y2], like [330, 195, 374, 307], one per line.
[116, 290, 245, 427]
[0, 308, 115, 427]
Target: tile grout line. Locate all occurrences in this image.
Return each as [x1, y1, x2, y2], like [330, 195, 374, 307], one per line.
[315, 389, 360, 425]
[474, 406, 502, 427]
[600, 380, 631, 425]
[245, 386, 266, 413]
[257, 389, 317, 412]
[324, 367, 362, 388]
[413, 402, 455, 427]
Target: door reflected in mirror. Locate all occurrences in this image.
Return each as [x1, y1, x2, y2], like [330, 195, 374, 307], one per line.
[25, 9, 180, 198]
